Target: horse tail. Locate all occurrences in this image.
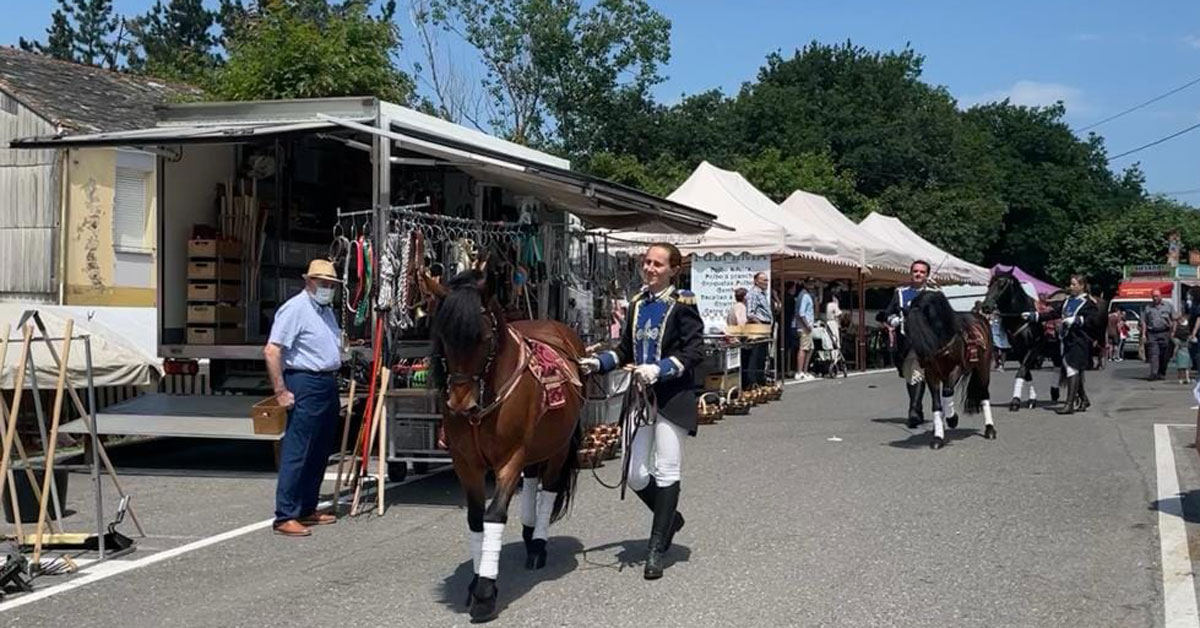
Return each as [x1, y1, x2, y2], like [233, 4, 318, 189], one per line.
[549, 420, 582, 524]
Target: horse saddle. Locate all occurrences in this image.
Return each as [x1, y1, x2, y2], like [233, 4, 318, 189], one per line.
[963, 321, 989, 363]
[523, 337, 581, 410]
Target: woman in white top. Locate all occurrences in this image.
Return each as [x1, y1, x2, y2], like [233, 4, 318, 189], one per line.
[727, 287, 748, 327]
[825, 292, 843, 352]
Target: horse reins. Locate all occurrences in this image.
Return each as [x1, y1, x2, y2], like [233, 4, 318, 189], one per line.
[591, 375, 656, 500]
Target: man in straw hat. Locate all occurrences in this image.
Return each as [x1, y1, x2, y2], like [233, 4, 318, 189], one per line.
[264, 259, 344, 537]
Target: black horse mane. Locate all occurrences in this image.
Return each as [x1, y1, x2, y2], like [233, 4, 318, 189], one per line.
[431, 270, 491, 357]
[906, 290, 962, 359]
[985, 270, 1034, 315]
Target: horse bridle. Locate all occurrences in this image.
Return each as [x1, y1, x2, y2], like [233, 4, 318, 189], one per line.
[441, 307, 529, 424]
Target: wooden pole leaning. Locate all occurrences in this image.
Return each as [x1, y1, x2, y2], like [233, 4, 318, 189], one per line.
[331, 376, 357, 516]
[0, 324, 22, 544]
[0, 324, 34, 532]
[351, 367, 390, 516]
[377, 375, 389, 516]
[32, 320, 73, 565]
[24, 321, 145, 538]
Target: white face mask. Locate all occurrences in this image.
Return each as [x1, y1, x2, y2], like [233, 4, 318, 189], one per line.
[313, 286, 335, 305]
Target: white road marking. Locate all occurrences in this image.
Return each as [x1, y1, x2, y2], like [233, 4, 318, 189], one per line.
[0, 464, 451, 614]
[1154, 424, 1200, 628]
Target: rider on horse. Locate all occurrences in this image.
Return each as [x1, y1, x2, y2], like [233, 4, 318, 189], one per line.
[579, 242, 704, 580]
[883, 259, 937, 428]
[1022, 274, 1098, 415]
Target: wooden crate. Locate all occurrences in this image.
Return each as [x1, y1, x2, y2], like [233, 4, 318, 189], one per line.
[251, 397, 287, 434]
[186, 326, 246, 345]
[187, 260, 243, 281]
[187, 239, 242, 260]
[187, 304, 245, 325]
[187, 282, 241, 303]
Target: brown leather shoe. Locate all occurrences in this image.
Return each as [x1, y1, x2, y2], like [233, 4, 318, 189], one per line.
[273, 520, 312, 537]
[298, 512, 336, 526]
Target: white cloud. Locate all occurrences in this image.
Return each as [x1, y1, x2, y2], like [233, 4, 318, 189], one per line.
[962, 80, 1090, 112]
[1184, 34, 1200, 49]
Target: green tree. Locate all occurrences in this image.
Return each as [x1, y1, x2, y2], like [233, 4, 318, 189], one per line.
[126, 0, 220, 83]
[579, 151, 689, 198]
[18, 5, 77, 61]
[211, 0, 413, 102]
[72, 0, 125, 69]
[732, 148, 876, 218]
[420, 0, 670, 150]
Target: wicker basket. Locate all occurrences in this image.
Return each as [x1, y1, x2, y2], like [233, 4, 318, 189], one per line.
[697, 391, 724, 424]
[724, 387, 751, 415]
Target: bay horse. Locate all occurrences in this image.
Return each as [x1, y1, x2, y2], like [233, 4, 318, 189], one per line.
[428, 270, 584, 623]
[981, 270, 1051, 411]
[905, 290, 996, 449]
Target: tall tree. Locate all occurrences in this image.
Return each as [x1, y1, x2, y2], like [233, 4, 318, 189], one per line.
[18, 4, 77, 62]
[126, 0, 220, 83]
[211, 0, 413, 102]
[72, 0, 125, 69]
[419, 0, 670, 150]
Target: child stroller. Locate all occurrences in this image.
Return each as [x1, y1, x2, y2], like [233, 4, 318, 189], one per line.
[809, 320, 848, 378]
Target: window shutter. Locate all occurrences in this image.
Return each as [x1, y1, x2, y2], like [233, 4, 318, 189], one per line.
[114, 167, 147, 250]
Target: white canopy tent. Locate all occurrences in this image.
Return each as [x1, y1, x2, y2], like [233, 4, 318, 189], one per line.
[1, 306, 160, 389]
[858, 212, 990, 285]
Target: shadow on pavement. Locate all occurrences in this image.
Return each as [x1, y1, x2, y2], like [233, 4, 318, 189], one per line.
[61, 437, 277, 475]
[886, 428, 981, 450]
[437, 536, 585, 617]
[580, 537, 692, 573]
[1150, 489, 1200, 525]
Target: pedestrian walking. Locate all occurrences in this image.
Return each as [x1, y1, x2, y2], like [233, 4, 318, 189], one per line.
[1142, 289, 1174, 381]
[264, 259, 344, 537]
[1026, 275, 1099, 414]
[578, 242, 703, 580]
[991, 311, 1010, 370]
[1174, 312, 1192, 384]
[883, 260, 937, 428]
[793, 279, 816, 381]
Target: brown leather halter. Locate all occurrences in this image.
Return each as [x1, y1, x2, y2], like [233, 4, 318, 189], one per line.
[442, 307, 530, 425]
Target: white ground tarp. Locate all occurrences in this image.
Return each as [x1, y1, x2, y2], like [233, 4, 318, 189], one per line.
[1, 306, 160, 389]
[858, 212, 991, 285]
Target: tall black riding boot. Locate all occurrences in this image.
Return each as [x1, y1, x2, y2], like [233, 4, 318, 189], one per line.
[1076, 372, 1090, 411]
[644, 482, 681, 580]
[906, 382, 926, 429]
[1056, 375, 1079, 415]
[634, 480, 685, 551]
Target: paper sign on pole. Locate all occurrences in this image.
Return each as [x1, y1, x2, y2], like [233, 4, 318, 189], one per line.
[690, 253, 771, 335]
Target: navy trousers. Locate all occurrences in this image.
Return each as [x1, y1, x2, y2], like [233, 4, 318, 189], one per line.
[275, 371, 339, 523]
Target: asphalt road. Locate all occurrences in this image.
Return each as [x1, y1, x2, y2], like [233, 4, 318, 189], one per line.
[3, 359, 1197, 627]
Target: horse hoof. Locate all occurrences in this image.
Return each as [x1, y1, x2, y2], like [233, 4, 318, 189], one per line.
[907, 415, 922, 429]
[1008, 398, 1021, 412]
[930, 436, 945, 450]
[1025, 399, 1037, 409]
[469, 577, 499, 623]
[984, 425, 997, 440]
[946, 414, 959, 429]
[525, 539, 547, 570]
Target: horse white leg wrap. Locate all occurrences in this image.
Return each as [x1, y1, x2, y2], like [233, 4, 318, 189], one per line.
[1012, 377, 1025, 399]
[534, 490, 556, 541]
[933, 410, 945, 440]
[479, 521, 504, 579]
[942, 393, 956, 420]
[1027, 383, 1037, 401]
[1065, 365, 1079, 378]
[469, 530, 483, 575]
[520, 477, 538, 529]
[982, 400, 994, 427]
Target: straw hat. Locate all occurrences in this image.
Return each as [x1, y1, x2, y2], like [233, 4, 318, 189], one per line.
[303, 258, 342, 283]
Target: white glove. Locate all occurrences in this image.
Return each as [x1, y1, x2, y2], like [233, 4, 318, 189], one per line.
[577, 357, 600, 375]
[1021, 312, 1037, 321]
[633, 364, 661, 385]
[887, 315, 902, 328]
[1064, 315, 1078, 327]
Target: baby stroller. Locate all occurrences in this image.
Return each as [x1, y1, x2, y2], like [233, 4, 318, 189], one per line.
[809, 320, 848, 378]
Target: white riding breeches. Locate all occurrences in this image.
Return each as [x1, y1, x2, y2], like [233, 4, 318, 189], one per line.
[626, 415, 686, 490]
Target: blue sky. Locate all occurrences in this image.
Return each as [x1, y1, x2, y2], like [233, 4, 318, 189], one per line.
[5, 1, 1200, 200]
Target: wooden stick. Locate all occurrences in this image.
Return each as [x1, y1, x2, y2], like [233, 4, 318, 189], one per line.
[377, 378, 388, 516]
[0, 324, 21, 544]
[27, 326, 146, 537]
[351, 368, 390, 516]
[33, 319, 73, 565]
[0, 325, 34, 517]
[0, 398, 64, 536]
[331, 376, 357, 516]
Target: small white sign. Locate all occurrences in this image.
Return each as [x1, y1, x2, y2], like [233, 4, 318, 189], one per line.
[691, 253, 771, 335]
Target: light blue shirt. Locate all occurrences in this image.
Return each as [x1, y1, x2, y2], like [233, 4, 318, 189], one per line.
[794, 290, 815, 329]
[747, 287, 772, 324]
[269, 290, 342, 372]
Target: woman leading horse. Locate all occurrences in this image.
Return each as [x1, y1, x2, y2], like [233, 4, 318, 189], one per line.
[981, 269, 1050, 411]
[579, 242, 705, 580]
[430, 269, 585, 623]
[1020, 274, 1103, 415]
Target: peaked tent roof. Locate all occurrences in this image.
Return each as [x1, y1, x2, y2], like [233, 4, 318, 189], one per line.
[776, 190, 918, 283]
[858, 212, 990, 285]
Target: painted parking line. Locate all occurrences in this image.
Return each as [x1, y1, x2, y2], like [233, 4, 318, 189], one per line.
[0, 465, 451, 614]
[1154, 424, 1200, 628]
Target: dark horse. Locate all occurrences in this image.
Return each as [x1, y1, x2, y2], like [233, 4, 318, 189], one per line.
[982, 270, 1051, 411]
[428, 270, 584, 623]
[905, 290, 996, 449]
